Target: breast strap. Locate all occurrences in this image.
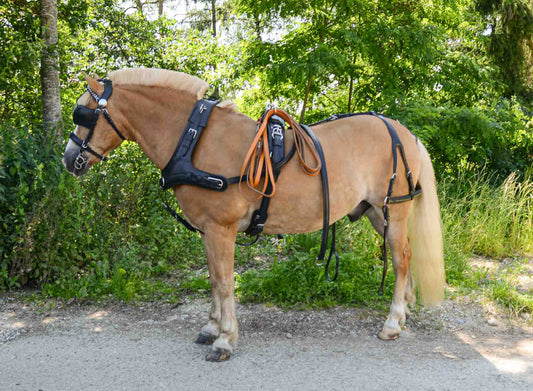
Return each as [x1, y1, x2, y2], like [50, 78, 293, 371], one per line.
[160, 99, 230, 191]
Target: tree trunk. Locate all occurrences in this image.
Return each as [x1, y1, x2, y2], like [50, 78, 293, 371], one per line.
[210, 0, 217, 37]
[158, 0, 164, 18]
[300, 75, 313, 123]
[40, 0, 62, 136]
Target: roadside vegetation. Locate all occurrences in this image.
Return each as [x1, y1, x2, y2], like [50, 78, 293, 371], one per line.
[1, 0, 531, 318]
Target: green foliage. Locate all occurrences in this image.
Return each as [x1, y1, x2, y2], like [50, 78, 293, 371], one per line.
[391, 99, 532, 179]
[1, 0, 531, 315]
[236, 171, 532, 312]
[0, 122, 206, 293]
[440, 170, 533, 258]
[475, 0, 533, 98]
[236, 219, 392, 309]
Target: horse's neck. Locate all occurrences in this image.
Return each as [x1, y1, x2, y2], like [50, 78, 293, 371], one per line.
[116, 85, 256, 174]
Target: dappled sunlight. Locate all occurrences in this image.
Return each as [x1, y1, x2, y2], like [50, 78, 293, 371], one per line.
[433, 345, 459, 360]
[11, 322, 25, 329]
[41, 317, 58, 325]
[456, 331, 533, 375]
[87, 311, 109, 320]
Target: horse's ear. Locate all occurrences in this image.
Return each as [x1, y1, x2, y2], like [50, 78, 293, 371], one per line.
[82, 72, 104, 95]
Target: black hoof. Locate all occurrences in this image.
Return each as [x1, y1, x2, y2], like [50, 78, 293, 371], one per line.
[195, 333, 217, 345]
[206, 348, 231, 362]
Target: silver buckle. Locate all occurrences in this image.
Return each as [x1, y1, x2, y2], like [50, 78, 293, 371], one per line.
[207, 177, 224, 189]
[199, 103, 207, 113]
[74, 154, 88, 170]
[188, 128, 197, 138]
[271, 124, 284, 140]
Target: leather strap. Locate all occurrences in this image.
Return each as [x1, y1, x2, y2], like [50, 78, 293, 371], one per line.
[239, 108, 321, 200]
[300, 124, 339, 281]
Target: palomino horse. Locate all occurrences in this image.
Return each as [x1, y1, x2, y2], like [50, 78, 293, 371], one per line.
[63, 68, 445, 361]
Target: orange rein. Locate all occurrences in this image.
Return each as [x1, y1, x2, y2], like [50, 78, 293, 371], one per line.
[239, 108, 321, 200]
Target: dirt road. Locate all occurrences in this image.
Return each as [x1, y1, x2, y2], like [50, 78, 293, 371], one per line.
[1, 295, 531, 390]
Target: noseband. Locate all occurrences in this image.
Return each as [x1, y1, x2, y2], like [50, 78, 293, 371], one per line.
[69, 79, 126, 170]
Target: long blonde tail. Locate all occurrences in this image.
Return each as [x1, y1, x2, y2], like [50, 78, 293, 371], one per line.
[407, 142, 445, 304]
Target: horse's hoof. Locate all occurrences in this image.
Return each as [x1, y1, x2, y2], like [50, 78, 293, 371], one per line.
[378, 327, 400, 340]
[206, 348, 231, 362]
[195, 333, 217, 345]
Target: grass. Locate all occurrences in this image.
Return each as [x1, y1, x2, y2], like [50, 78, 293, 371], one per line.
[26, 170, 532, 318]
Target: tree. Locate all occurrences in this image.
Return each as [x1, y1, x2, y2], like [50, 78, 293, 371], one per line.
[476, 0, 533, 99]
[40, 0, 62, 135]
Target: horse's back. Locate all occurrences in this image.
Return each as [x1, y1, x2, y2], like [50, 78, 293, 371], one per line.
[263, 114, 421, 233]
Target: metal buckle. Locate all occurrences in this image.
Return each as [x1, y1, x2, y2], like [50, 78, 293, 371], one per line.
[188, 128, 197, 138]
[271, 124, 284, 140]
[74, 154, 88, 170]
[199, 103, 207, 113]
[98, 98, 107, 107]
[207, 177, 224, 189]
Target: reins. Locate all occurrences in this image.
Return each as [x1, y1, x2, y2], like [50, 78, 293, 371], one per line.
[239, 108, 321, 200]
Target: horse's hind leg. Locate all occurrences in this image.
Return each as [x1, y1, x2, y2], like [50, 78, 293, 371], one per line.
[197, 224, 239, 361]
[366, 205, 412, 340]
[379, 209, 412, 340]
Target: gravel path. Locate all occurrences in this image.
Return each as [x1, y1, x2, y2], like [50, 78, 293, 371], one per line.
[1, 296, 531, 391]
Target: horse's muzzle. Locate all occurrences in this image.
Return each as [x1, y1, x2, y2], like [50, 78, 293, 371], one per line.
[63, 140, 90, 177]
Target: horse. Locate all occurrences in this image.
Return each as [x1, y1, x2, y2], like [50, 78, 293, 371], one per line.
[63, 68, 445, 362]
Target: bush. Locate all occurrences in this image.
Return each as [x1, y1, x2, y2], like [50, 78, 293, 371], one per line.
[0, 123, 206, 293]
[392, 98, 532, 179]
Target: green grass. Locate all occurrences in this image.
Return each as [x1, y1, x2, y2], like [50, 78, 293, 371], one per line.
[30, 170, 533, 318]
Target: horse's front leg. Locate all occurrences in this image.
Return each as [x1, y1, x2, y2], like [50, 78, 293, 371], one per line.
[196, 224, 238, 361]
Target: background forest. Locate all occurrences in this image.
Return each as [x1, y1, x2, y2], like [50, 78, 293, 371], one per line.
[0, 0, 532, 313]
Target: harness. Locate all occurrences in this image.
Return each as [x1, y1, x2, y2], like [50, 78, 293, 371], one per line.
[70, 79, 422, 293]
[160, 102, 421, 288]
[312, 112, 422, 292]
[70, 79, 126, 170]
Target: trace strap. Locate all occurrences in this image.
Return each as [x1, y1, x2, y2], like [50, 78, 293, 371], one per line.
[300, 124, 339, 282]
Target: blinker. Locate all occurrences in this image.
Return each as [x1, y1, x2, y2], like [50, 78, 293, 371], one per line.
[73, 105, 100, 129]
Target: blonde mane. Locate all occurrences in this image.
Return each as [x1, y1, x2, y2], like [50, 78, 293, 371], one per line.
[108, 68, 208, 100]
[106, 68, 238, 112]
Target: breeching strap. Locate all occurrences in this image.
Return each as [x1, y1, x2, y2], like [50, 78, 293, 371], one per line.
[374, 113, 420, 295]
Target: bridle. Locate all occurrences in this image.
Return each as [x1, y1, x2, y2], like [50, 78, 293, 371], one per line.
[69, 79, 126, 170]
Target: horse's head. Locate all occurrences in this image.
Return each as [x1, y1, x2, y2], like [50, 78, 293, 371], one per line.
[63, 73, 127, 176]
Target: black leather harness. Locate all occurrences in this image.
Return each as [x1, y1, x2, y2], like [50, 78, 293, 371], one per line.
[159, 102, 421, 289]
[70, 79, 126, 169]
